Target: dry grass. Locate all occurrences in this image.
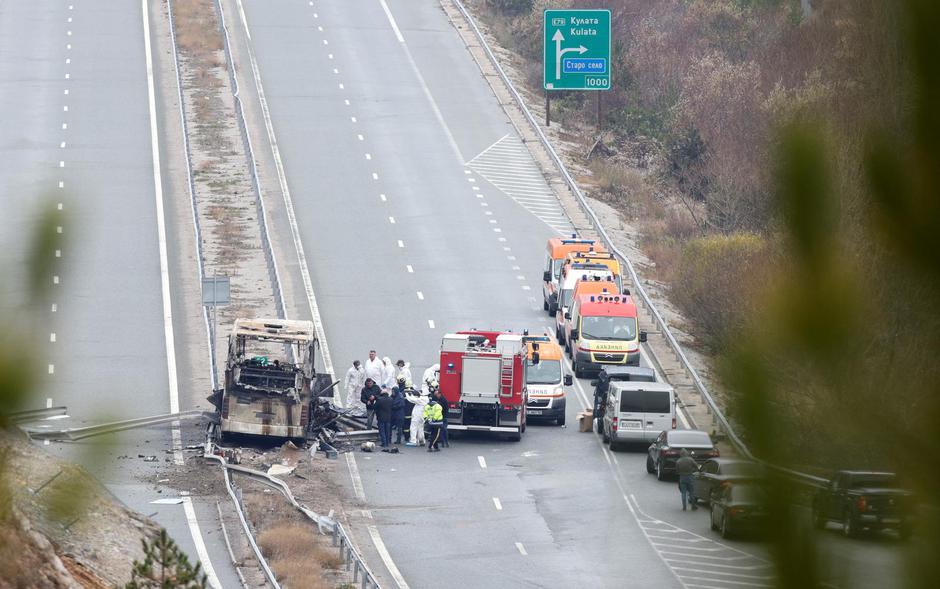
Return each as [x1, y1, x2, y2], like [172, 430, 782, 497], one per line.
[244, 491, 346, 588]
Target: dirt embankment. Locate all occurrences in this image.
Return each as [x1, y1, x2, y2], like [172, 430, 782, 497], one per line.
[0, 429, 159, 588]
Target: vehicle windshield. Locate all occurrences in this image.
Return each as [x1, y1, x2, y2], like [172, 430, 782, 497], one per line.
[851, 474, 898, 488]
[620, 390, 670, 413]
[667, 430, 712, 446]
[526, 359, 562, 384]
[581, 316, 637, 340]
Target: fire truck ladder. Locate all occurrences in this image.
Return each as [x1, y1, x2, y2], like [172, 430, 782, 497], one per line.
[500, 352, 514, 397]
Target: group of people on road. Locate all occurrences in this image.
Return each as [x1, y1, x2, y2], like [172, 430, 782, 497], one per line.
[343, 354, 450, 452]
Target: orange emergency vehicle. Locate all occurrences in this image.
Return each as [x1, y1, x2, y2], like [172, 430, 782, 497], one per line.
[563, 277, 619, 345]
[523, 334, 572, 425]
[566, 294, 648, 378]
[542, 236, 601, 315]
[566, 250, 623, 293]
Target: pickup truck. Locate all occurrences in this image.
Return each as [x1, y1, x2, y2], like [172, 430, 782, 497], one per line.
[812, 471, 914, 539]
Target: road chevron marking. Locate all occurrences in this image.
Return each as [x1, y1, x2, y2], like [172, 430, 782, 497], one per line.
[466, 134, 574, 235]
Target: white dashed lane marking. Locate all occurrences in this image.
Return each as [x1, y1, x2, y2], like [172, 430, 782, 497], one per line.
[466, 134, 575, 234]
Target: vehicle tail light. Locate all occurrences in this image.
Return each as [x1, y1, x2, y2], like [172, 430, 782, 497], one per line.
[672, 417, 677, 429]
[221, 396, 229, 419]
[661, 448, 678, 457]
[857, 496, 868, 512]
[728, 507, 746, 517]
[612, 417, 618, 431]
[705, 450, 719, 458]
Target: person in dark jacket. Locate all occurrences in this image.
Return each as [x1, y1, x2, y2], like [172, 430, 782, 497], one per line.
[390, 387, 406, 444]
[361, 378, 381, 429]
[676, 448, 699, 510]
[433, 389, 450, 447]
[375, 390, 394, 447]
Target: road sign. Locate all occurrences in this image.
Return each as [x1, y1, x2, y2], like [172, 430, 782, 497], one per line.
[202, 275, 230, 306]
[543, 9, 611, 91]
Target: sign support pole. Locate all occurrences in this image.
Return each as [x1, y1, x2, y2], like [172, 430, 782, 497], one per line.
[545, 91, 551, 127]
[596, 92, 601, 131]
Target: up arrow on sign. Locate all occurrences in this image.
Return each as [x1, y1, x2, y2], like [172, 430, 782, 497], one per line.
[552, 30, 587, 81]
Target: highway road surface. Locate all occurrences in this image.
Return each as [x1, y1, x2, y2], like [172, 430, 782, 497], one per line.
[235, 0, 913, 588]
[0, 2, 236, 586]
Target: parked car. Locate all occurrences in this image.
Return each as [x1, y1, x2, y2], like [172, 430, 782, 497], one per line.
[710, 482, 768, 539]
[646, 429, 718, 480]
[693, 458, 764, 506]
[812, 471, 914, 539]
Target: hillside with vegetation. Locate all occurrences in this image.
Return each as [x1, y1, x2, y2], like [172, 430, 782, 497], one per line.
[475, 0, 933, 473]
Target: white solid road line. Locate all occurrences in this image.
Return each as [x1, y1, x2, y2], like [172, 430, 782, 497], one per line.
[378, 0, 463, 163]
[181, 497, 222, 588]
[142, 2, 220, 586]
[233, 2, 407, 587]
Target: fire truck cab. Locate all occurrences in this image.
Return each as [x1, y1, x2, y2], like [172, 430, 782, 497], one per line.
[439, 331, 527, 441]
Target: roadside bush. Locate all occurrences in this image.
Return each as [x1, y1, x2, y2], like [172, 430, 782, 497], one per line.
[672, 233, 773, 350]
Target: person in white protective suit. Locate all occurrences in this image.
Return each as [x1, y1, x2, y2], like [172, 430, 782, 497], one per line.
[363, 350, 384, 386]
[394, 359, 413, 391]
[404, 388, 429, 446]
[381, 356, 397, 390]
[421, 363, 440, 395]
[344, 360, 365, 409]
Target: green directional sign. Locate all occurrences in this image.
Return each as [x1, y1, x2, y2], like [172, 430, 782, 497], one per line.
[543, 9, 611, 91]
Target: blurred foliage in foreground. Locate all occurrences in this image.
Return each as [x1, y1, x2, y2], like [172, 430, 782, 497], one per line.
[127, 529, 207, 589]
[720, 0, 940, 586]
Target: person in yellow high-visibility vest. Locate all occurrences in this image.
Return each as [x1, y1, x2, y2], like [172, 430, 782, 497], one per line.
[423, 398, 444, 452]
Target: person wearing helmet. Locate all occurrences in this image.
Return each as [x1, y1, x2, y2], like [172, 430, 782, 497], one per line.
[421, 363, 440, 395]
[404, 388, 428, 446]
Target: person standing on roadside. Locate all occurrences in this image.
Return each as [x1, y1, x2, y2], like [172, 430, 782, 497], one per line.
[360, 378, 381, 429]
[676, 448, 699, 511]
[404, 389, 428, 446]
[381, 356, 397, 391]
[364, 350, 383, 388]
[424, 397, 444, 452]
[375, 389, 393, 448]
[433, 389, 450, 448]
[344, 360, 365, 409]
[390, 386, 406, 444]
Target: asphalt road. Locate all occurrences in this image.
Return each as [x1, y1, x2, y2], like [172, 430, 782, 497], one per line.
[236, 1, 917, 588]
[0, 2, 236, 586]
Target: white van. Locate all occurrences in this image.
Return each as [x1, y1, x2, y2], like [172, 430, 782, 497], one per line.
[601, 381, 675, 450]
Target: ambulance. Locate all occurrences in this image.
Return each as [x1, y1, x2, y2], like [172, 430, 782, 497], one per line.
[541, 236, 601, 315]
[566, 294, 647, 378]
[566, 250, 623, 293]
[555, 262, 614, 344]
[522, 334, 572, 425]
[563, 277, 620, 346]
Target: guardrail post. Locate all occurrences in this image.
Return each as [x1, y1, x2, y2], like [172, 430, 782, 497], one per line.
[353, 560, 360, 582]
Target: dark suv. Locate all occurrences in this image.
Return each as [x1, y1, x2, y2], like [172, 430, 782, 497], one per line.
[812, 471, 914, 539]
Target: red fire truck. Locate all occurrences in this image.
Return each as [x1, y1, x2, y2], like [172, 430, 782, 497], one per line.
[439, 331, 527, 441]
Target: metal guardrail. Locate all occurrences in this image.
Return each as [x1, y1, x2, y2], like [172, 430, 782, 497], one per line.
[7, 406, 68, 424]
[451, 0, 827, 487]
[24, 410, 212, 441]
